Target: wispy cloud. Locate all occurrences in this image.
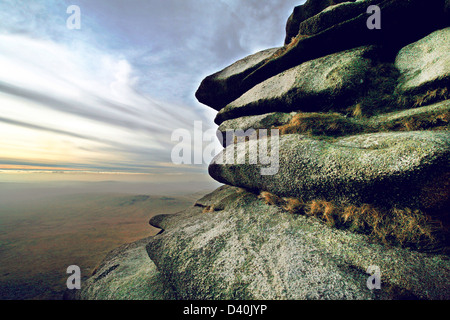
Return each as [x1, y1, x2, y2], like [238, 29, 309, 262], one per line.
[0, 0, 301, 175]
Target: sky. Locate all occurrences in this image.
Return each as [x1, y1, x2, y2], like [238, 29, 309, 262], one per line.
[0, 0, 303, 182]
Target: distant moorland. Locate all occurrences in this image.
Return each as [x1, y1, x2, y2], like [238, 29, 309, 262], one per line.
[0, 189, 208, 300]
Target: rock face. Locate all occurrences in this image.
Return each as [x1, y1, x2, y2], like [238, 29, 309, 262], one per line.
[285, 0, 357, 44]
[196, 0, 449, 112]
[209, 131, 450, 210]
[195, 47, 280, 111]
[78, 1, 450, 301]
[146, 186, 450, 300]
[71, 238, 175, 300]
[395, 27, 450, 95]
[297, 0, 371, 37]
[215, 46, 375, 124]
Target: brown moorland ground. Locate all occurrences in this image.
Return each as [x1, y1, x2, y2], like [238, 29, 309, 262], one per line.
[0, 191, 206, 300]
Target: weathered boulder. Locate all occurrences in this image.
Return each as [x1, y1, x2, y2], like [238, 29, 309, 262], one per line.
[395, 27, 450, 95]
[218, 112, 295, 146]
[284, 0, 357, 44]
[217, 111, 372, 146]
[297, 0, 373, 36]
[209, 131, 450, 210]
[146, 186, 450, 300]
[72, 238, 176, 300]
[233, 0, 448, 110]
[216, 100, 450, 146]
[197, 0, 448, 112]
[195, 47, 279, 111]
[369, 99, 450, 128]
[215, 46, 375, 125]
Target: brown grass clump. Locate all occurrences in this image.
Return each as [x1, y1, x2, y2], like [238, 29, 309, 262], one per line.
[276, 113, 364, 138]
[413, 88, 449, 108]
[202, 205, 215, 213]
[436, 111, 450, 123]
[304, 200, 337, 227]
[392, 87, 449, 112]
[287, 36, 301, 49]
[352, 104, 363, 118]
[269, 34, 309, 61]
[277, 113, 305, 135]
[282, 197, 305, 214]
[403, 111, 450, 131]
[386, 207, 439, 247]
[258, 191, 446, 251]
[380, 110, 450, 132]
[258, 191, 285, 206]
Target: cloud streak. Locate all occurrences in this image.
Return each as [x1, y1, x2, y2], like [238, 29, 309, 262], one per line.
[0, 0, 302, 175]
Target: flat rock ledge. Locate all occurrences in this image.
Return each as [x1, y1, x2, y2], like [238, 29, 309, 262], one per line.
[68, 238, 176, 300]
[146, 186, 450, 300]
[209, 131, 450, 210]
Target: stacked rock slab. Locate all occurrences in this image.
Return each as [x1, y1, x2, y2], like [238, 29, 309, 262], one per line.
[192, 0, 449, 299]
[215, 45, 377, 124]
[144, 0, 448, 300]
[77, 1, 450, 300]
[144, 186, 450, 300]
[196, 0, 449, 112]
[201, 1, 450, 214]
[284, 0, 358, 43]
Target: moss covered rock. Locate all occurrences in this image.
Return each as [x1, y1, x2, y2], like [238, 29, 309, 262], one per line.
[209, 131, 450, 209]
[72, 238, 176, 300]
[146, 186, 450, 300]
[195, 47, 279, 111]
[284, 0, 357, 44]
[215, 46, 375, 125]
[395, 27, 450, 95]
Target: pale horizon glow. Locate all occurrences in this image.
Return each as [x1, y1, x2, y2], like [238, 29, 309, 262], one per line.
[0, 0, 303, 181]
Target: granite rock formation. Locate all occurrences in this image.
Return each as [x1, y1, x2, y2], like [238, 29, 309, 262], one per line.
[76, 0, 450, 300]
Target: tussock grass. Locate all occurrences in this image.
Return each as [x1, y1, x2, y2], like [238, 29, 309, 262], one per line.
[273, 107, 449, 140]
[269, 34, 310, 61]
[352, 104, 363, 118]
[258, 191, 447, 252]
[390, 88, 450, 113]
[276, 112, 364, 138]
[380, 110, 450, 132]
[412, 88, 449, 108]
[202, 205, 215, 213]
[258, 191, 286, 206]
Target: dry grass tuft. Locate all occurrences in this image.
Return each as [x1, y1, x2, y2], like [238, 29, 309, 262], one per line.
[202, 205, 215, 213]
[282, 197, 305, 214]
[436, 111, 450, 123]
[413, 88, 449, 108]
[380, 110, 450, 132]
[392, 87, 449, 112]
[258, 191, 446, 251]
[287, 36, 300, 49]
[276, 113, 363, 138]
[352, 104, 363, 118]
[258, 191, 285, 206]
[270, 34, 309, 61]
